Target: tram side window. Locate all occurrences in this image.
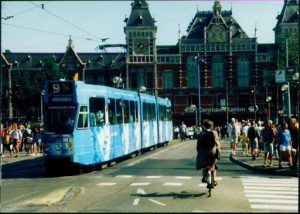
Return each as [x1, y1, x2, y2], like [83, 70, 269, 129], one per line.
[108, 99, 116, 125]
[123, 100, 129, 123]
[143, 102, 148, 122]
[116, 99, 124, 124]
[129, 101, 138, 123]
[160, 105, 166, 121]
[149, 103, 155, 121]
[89, 98, 105, 127]
[167, 107, 171, 121]
[78, 106, 88, 129]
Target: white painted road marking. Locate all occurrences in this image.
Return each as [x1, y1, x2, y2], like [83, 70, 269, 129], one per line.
[163, 182, 182, 186]
[96, 183, 116, 186]
[175, 176, 192, 180]
[130, 183, 150, 186]
[133, 188, 166, 207]
[242, 176, 299, 212]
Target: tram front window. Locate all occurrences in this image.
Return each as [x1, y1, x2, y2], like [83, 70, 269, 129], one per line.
[46, 108, 76, 134]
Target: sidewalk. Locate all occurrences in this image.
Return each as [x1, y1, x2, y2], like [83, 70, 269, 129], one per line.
[1, 151, 43, 165]
[229, 147, 299, 177]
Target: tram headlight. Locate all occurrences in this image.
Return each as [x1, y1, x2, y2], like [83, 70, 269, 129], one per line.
[67, 142, 73, 151]
[44, 143, 50, 152]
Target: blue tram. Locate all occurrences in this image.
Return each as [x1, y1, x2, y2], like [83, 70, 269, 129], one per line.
[43, 80, 172, 173]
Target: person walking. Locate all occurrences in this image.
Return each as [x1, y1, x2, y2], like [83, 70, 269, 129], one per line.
[247, 120, 260, 160]
[11, 123, 21, 157]
[277, 122, 293, 168]
[289, 118, 299, 169]
[179, 121, 187, 142]
[240, 131, 249, 156]
[230, 118, 240, 155]
[256, 121, 264, 157]
[261, 120, 276, 166]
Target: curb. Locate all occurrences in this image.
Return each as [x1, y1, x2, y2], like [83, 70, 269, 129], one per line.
[230, 155, 298, 177]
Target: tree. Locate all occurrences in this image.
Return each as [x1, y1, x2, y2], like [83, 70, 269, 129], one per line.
[278, 32, 299, 69]
[12, 56, 67, 122]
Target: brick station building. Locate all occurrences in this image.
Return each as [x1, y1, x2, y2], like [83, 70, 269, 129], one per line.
[1, 0, 299, 126]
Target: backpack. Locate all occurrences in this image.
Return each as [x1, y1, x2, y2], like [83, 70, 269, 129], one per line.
[248, 127, 256, 139]
[262, 127, 275, 143]
[200, 130, 216, 149]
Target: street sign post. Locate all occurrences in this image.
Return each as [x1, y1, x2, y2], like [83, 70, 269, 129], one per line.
[275, 69, 286, 83]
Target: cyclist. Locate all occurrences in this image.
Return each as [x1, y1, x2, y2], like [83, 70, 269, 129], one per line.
[196, 119, 220, 187]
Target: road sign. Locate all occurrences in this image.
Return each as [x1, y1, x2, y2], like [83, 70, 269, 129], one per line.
[275, 69, 286, 83]
[286, 66, 297, 81]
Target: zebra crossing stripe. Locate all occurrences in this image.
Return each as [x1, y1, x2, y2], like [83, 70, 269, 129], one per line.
[242, 177, 299, 212]
[244, 186, 297, 191]
[246, 194, 298, 199]
[242, 182, 297, 187]
[248, 199, 298, 204]
[244, 190, 298, 195]
[250, 204, 298, 211]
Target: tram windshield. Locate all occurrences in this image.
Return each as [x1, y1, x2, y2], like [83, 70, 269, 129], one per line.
[46, 107, 76, 134]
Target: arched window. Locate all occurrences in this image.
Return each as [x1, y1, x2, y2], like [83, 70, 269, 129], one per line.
[212, 55, 224, 87]
[237, 55, 249, 87]
[186, 56, 198, 88]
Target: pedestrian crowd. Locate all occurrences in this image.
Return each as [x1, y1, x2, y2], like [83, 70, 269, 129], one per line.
[0, 122, 45, 159]
[173, 116, 299, 170]
[226, 117, 299, 169]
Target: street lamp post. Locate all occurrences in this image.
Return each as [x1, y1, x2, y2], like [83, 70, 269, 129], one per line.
[281, 71, 299, 120]
[266, 96, 272, 121]
[251, 86, 257, 121]
[41, 90, 45, 124]
[195, 53, 204, 127]
[184, 104, 197, 126]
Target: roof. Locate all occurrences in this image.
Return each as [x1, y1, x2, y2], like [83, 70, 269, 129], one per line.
[275, 0, 299, 28]
[125, 0, 156, 27]
[184, 2, 248, 40]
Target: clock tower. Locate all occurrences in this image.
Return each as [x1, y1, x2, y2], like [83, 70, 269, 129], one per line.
[124, 0, 158, 94]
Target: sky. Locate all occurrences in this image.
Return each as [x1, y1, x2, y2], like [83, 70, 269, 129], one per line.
[1, 0, 284, 53]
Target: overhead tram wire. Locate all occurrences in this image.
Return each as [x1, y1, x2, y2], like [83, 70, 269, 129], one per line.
[2, 2, 51, 20]
[2, 23, 99, 42]
[29, 1, 103, 42]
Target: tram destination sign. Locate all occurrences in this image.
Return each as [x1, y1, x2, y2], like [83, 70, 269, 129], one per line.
[48, 82, 73, 95]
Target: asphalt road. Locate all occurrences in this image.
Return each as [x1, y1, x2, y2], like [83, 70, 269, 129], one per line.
[1, 139, 298, 212]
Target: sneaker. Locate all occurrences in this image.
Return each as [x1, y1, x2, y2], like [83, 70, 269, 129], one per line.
[269, 163, 273, 167]
[263, 162, 267, 167]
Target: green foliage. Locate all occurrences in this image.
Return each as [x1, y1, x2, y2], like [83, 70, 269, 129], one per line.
[11, 56, 67, 121]
[278, 33, 299, 69]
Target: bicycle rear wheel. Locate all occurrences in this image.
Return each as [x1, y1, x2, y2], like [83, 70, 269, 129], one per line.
[207, 170, 212, 197]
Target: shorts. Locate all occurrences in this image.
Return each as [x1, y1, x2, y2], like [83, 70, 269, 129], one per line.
[280, 144, 291, 152]
[249, 139, 258, 149]
[264, 142, 274, 154]
[231, 135, 238, 144]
